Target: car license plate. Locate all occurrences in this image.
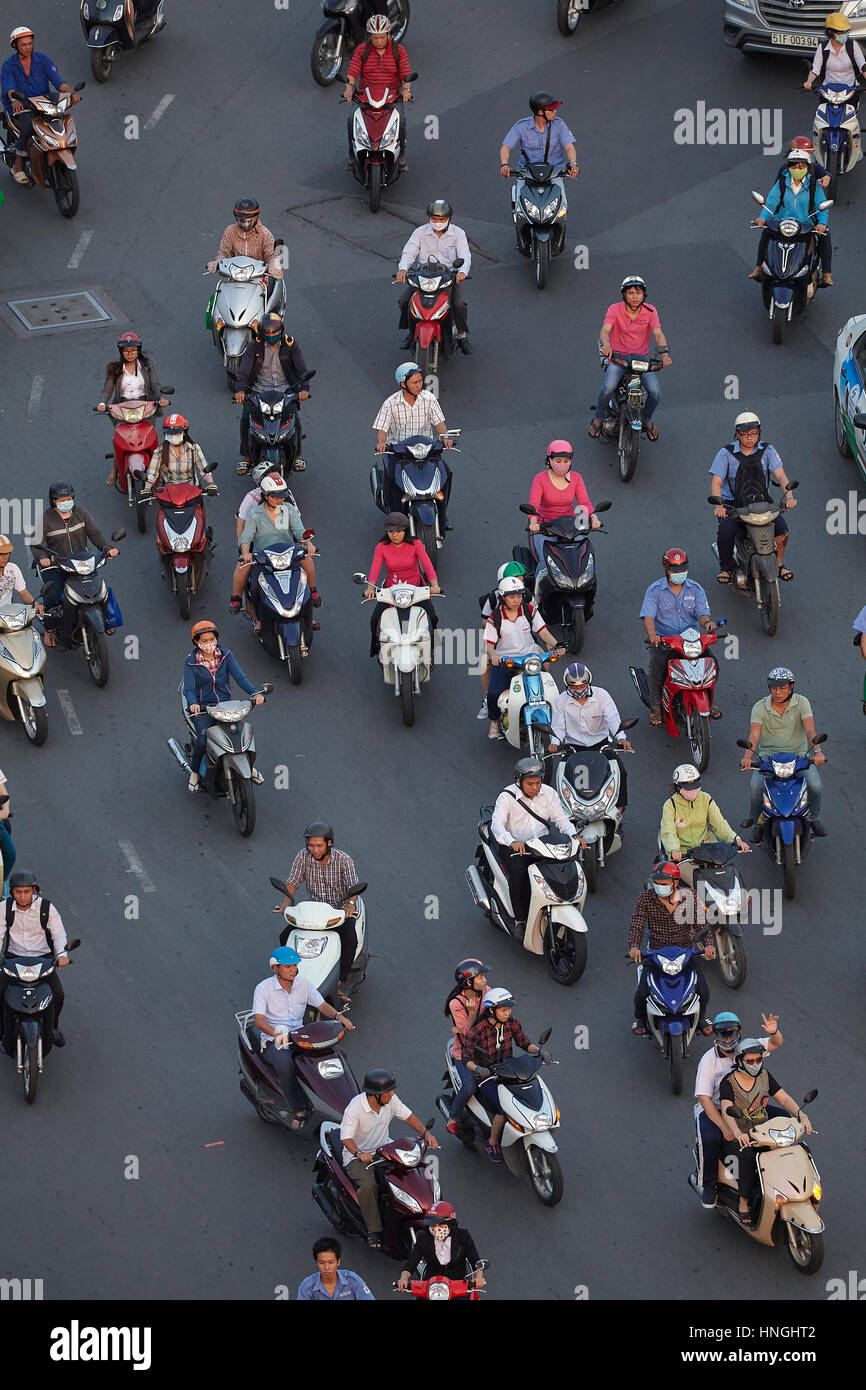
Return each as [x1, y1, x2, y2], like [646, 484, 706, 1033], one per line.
[771, 32, 818, 47]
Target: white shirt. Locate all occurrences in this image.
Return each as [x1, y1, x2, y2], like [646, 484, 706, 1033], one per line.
[341, 1091, 413, 1167]
[433, 1235, 452, 1267]
[483, 605, 546, 659]
[398, 222, 472, 276]
[491, 782, 573, 847]
[811, 37, 866, 84]
[119, 363, 146, 400]
[252, 974, 324, 1042]
[0, 563, 28, 606]
[550, 687, 624, 746]
[693, 1036, 771, 1118]
[5, 896, 67, 957]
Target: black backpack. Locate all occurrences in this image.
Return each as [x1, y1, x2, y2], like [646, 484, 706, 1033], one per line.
[2, 895, 53, 956]
[813, 37, 861, 85]
[483, 597, 538, 638]
[727, 443, 772, 509]
[769, 164, 820, 219]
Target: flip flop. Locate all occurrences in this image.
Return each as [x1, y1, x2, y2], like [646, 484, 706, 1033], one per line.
[716, 571, 732, 584]
[711, 706, 723, 720]
[632, 1021, 648, 1036]
[42, 630, 56, 648]
[779, 567, 793, 581]
[643, 423, 659, 442]
[649, 709, 662, 726]
[588, 420, 602, 439]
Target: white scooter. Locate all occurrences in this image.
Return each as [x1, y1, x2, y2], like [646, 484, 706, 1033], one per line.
[551, 719, 638, 893]
[813, 82, 862, 200]
[353, 573, 441, 727]
[436, 1026, 563, 1206]
[205, 253, 286, 390]
[268, 875, 369, 1003]
[466, 814, 589, 984]
[497, 648, 564, 756]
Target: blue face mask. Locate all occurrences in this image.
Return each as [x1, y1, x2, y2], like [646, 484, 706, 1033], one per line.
[667, 570, 688, 585]
[55, 501, 74, 514]
[652, 882, 674, 898]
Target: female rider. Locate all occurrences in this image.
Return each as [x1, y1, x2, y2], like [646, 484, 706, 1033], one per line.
[182, 620, 264, 793]
[97, 332, 169, 485]
[443, 959, 488, 1133]
[659, 763, 751, 885]
[364, 512, 440, 657]
[720, 1039, 813, 1226]
[483, 575, 563, 740]
[527, 439, 600, 562]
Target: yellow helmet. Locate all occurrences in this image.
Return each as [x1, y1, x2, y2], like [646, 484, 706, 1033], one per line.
[825, 12, 852, 35]
[0, 534, 13, 556]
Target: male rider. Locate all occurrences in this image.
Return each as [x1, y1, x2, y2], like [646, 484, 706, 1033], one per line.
[2, 26, 80, 183]
[739, 667, 827, 837]
[639, 548, 718, 726]
[709, 411, 797, 585]
[0, 534, 42, 614]
[548, 663, 634, 813]
[31, 483, 118, 642]
[499, 91, 580, 228]
[0, 870, 68, 1046]
[274, 821, 362, 1004]
[395, 200, 472, 353]
[627, 860, 715, 1038]
[694, 1010, 783, 1209]
[206, 198, 283, 290]
[340, 1070, 438, 1249]
[589, 276, 671, 441]
[343, 13, 412, 172]
[233, 315, 311, 475]
[466, 989, 552, 1164]
[373, 363, 455, 522]
[490, 756, 579, 929]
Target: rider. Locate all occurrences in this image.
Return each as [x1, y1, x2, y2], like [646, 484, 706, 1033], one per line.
[694, 1010, 782, 1209]
[660, 764, 750, 880]
[0, 870, 68, 1046]
[340, 1069, 439, 1250]
[466, 988, 552, 1164]
[490, 757, 580, 926]
[499, 91, 580, 226]
[373, 363, 455, 522]
[343, 13, 412, 172]
[274, 822, 362, 1004]
[98, 332, 169, 485]
[589, 276, 671, 441]
[232, 473, 320, 622]
[2, 26, 81, 183]
[141, 414, 217, 495]
[296, 1237, 375, 1302]
[753, 147, 832, 288]
[709, 411, 797, 584]
[0, 534, 41, 613]
[397, 1203, 486, 1296]
[740, 667, 827, 837]
[640, 547, 718, 726]
[720, 1039, 813, 1226]
[182, 620, 264, 793]
[548, 664, 634, 813]
[31, 483, 118, 642]
[206, 198, 283, 284]
[253, 945, 354, 1131]
[527, 439, 600, 563]
[364, 511, 440, 656]
[627, 861, 715, 1038]
[483, 576, 564, 739]
[233, 314, 311, 475]
[0, 766, 16, 888]
[804, 12, 866, 100]
[395, 200, 472, 353]
[443, 958, 488, 1134]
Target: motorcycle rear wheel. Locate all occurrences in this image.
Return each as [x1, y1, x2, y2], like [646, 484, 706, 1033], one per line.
[389, 0, 410, 41]
[557, 0, 582, 34]
[20, 698, 48, 746]
[715, 928, 747, 990]
[22, 1039, 39, 1104]
[86, 629, 109, 686]
[232, 778, 256, 837]
[53, 165, 79, 219]
[618, 414, 639, 482]
[310, 31, 343, 86]
[786, 1223, 823, 1275]
[543, 917, 587, 984]
[90, 45, 114, 82]
[528, 1150, 564, 1206]
[369, 163, 382, 214]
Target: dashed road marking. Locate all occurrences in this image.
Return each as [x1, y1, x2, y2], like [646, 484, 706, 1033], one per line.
[144, 95, 174, 130]
[66, 230, 93, 270]
[118, 840, 157, 894]
[56, 688, 82, 734]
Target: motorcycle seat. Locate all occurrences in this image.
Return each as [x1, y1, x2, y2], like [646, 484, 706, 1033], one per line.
[563, 750, 610, 797]
[479, 804, 494, 827]
[324, 1126, 346, 1167]
[245, 1019, 264, 1052]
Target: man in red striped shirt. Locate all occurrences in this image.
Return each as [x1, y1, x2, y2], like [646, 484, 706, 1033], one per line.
[343, 14, 412, 172]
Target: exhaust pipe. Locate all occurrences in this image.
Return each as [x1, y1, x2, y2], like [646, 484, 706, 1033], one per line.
[465, 865, 490, 913]
[167, 737, 192, 775]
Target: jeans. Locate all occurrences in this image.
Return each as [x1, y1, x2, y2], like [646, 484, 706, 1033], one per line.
[40, 570, 64, 612]
[596, 362, 661, 423]
[398, 282, 467, 335]
[0, 824, 16, 884]
[477, 1074, 504, 1116]
[11, 112, 35, 157]
[749, 766, 822, 822]
[634, 962, 709, 1027]
[449, 1057, 476, 1120]
[486, 662, 513, 721]
[189, 713, 214, 775]
[262, 1042, 309, 1112]
[717, 514, 787, 572]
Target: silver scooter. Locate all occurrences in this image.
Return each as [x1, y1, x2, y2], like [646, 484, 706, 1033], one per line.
[205, 252, 286, 390]
[0, 603, 47, 745]
[167, 682, 273, 837]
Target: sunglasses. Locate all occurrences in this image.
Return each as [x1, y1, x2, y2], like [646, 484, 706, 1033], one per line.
[741, 1057, 764, 1067]
[715, 1029, 739, 1038]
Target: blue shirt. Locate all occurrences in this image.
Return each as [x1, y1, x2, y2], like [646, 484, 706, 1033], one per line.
[761, 171, 828, 226]
[639, 577, 710, 637]
[853, 605, 866, 635]
[2, 50, 65, 116]
[296, 1269, 375, 1301]
[502, 115, 576, 170]
[709, 440, 783, 503]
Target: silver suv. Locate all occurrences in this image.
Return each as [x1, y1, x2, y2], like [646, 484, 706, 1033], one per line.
[724, 1, 866, 58]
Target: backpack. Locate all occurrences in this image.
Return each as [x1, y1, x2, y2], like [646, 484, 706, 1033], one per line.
[769, 164, 819, 219]
[485, 597, 538, 638]
[813, 36, 861, 85]
[357, 36, 400, 82]
[726, 443, 772, 509]
[2, 895, 53, 957]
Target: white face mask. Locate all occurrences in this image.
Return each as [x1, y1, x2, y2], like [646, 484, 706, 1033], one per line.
[164, 432, 184, 445]
[667, 570, 688, 585]
[740, 1059, 763, 1076]
[55, 500, 74, 514]
[430, 220, 449, 232]
[652, 882, 674, 898]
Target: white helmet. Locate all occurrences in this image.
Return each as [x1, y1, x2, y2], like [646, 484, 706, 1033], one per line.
[672, 763, 701, 787]
[734, 411, 761, 433]
[497, 576, 525, 597]
[260, 474, 289, 499]
[366, 13, 392, 33]
[480, 987, 514, 1013]
[10, 26, 34, 47]
[564, 662, 592, 689]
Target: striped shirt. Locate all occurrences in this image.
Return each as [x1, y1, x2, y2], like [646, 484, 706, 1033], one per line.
[372, 389, 444, 442]
[286, 847, 358, 905]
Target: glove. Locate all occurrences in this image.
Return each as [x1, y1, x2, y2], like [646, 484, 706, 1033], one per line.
[473, 1067, 491, 1081]
[540, 1049, 554, 1065]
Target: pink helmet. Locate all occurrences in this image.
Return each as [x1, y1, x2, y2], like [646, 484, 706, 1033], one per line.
[546, 439, 573, 459]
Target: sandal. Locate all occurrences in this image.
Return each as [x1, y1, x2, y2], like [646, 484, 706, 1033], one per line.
[252, 620, 262, 635]
[290, 1111, 308, 1131]
[187, 774, 201, 793]
[778, 567, 793, 581]
[42, 630, 56, 648]
[710, 706, 723, 720]
[632, 1021, 648, 1036]
[337, 986, 352, 1003]
[367, 1232, 383, 1249]
[716, 571, 732, 585]
[588, 420, 602, 439]
[649, 708, 662, 726]
[643, 423, 659, 442]
[485, 1143, 504, 1164]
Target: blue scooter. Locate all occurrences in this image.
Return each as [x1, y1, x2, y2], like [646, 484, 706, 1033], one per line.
[749, 192, 833, 345]
[813, 82, 862, 201]
[636, 945, 705, 1095]
[247, 541, 315, 686]
[496, 648, 565, 758]
[737, 734, 827, 899]
[370, 431, 460, 572]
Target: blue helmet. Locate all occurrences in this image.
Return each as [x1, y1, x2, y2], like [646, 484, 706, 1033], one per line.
[712, 1011, 741, 1053]
[269, 946, 301, 968]
[395, 361, 422, 386]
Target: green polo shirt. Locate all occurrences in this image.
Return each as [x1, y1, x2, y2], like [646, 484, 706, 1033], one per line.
[749, 693, 812, 756]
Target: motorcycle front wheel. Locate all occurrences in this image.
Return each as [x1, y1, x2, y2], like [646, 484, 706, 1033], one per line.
[136, 487, 148, 533]
[786, 1223, 824, 1275]
[582, 840, 600, 895]
[771, 304, 785, 346]
[368, 162, 382, 213]
[22, 1038, 39, 1104]
[557, 0, 583, 35]
[669, 1034, 684, 1095]
[53, 165, 79, 219]
[400, 675, 415, 727]
[20, 698, 48, 746]
[534, 237, 549, 290]
[782, 839, 796, 899]
[759, 575, 780, 636]
[714, 928, 747, 989]
[86, 628, 109, 686]
[90, 45, 115, 82]
[567, 605, 586, 654]
[687, 713, 710, 772]
[310, 29, 344, 86]
[618, 413, 639, 483]
[543, 917, 587, 984]
[528, 1149, 564, 1206]
[176, 571, 191, 621]
[286, 644, 303, 685]
[414, 341, 434, 382]
[232, 778, 256, 837]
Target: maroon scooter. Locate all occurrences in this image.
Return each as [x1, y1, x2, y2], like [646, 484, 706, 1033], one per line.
[236, 1012, 359, 1133]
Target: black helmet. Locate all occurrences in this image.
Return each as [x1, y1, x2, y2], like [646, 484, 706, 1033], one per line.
[529, 91, 561, 116]
[363, 1068, 397, 1096]
[49, 482, 75, 505]
[384, 511, 410, 532]
[8, 870, 38, 890]
[426, 198, 453, 222]
[234, 197, 260, 223]
[454, 958, 486, 987]
[515, 756, 544, 784]
[304, 821, 334, 846]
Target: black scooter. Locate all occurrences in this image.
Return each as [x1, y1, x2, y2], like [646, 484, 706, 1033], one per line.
[79, 0, 167, 84]
[597, 351, 664, 483]
[311, 0, 409, 85]
[247, 371, 315, 483]
[513, 500, 611, 654]
[750, 192, 833, 345]
[36, 529, 125, 687]
[508, 163, 568, 288]
[1, 939, 80, 1103]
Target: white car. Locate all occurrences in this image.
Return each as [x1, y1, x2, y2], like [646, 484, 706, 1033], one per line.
[833, 315, 866, 478]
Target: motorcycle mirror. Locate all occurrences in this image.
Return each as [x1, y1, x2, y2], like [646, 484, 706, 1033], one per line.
[208, 462, 219, 473]
[111, 529, 126, 542]
[259, 682, 274, 695]
[519, 503, 537, 515]
[751, 190, 765, 205]
[274, 238, 284, 249]
[423, 1117, 436, 1131]
[818, 199, 834, 210]
[854, 413, 866, 428]
[339, 882, 367, 903]
[707, 495, 720, 505]
[812, 732, 828, 745]
[736, 739, 753, 749]
[803, 1089, 818, 1105]
[302, 369, 317, 381]
[269, 876, 290, 894]
[538, 1026, 552, 1046]
[302, 529, 315, 540]
[74, 82, 86, 92]
[66, 938, 81, 951]
[595, 500, 612, 513]
[405, 71, 419, 82]
[453, 257, 465, 268]
[352, 573, 367, 586]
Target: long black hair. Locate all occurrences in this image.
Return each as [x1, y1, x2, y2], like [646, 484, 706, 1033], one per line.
[443, 975, 484, 1019]
[105, 350, 153, 380]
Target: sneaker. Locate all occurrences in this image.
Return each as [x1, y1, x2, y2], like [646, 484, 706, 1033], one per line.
[445, 1119, 459, 1136]
[292, 456, 306, 472]
[488, 723, 504, 740]
[229, 595, 242, 613]
[237, 459, 251, 475]
[12, 170, 30, 185]
[820, 273, 834, 287]
[701, 1189, 717, 1210]
[485, 1143, 503, 1164]
[458, 334, 473, 356]
[476, 698, 489, 720]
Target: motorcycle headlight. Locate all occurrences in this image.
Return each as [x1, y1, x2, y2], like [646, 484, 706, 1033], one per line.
[542, 199, 561, 221]
[545, 555, 574, 589]
[353, 112, 371, 149]
[394, 1144, 422, 1167]
[406, 442, 432, 459]
[682, 639, 703, 659]
[521, 198, 540, 218]
[574, 553, 594, 588]
[427, 1280, 452, 1300]
[387, 1181, 422, 1213]
[16, 963, 43, 982]
[392, 587, 414, 608]
[417, 276, 440, 292]
[531, 1113, 552, 1131]
[295, 936, 328, 958]
[522, 657, 542, 675]
[779, 219, 799, 238]
[660, 952, 686, 976]
[770, 759, 796, 779]
[768, 1125, 797, 1148]
[230, 263, 255, 281]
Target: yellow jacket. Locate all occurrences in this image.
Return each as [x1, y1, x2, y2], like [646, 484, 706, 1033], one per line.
[660, 790, 736, 854]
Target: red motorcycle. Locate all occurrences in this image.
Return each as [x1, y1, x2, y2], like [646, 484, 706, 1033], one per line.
[152, 478, 217, 619]
[97, 399, 165, 534]
[630, 623, 725, 773]
[347, 75, 416, 213]
[395, 1276, 485, 1301]
[403, 256, 465, 381]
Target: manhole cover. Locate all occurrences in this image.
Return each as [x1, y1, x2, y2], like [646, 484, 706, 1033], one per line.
[7, 291, 112, 331]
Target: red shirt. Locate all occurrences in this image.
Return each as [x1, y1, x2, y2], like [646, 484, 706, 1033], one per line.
[528, 470, 593, 523]
[367, 538, 437, 587]
[347, 40, 411, 90]
[603, 301, 661, 356]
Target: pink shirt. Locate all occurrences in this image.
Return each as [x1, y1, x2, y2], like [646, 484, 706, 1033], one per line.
[367, 538, 438, 587]
[449, 993, 482, 1061]
[603, 301, 660, 356]
[528, 470, 593, 523]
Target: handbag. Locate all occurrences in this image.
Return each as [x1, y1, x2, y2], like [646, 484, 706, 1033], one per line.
[105, 586, 124, 630]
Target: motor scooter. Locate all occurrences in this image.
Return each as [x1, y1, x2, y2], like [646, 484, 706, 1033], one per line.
[0, 603, 47, 745]
[269, 876, 369, 1004]
[353, 573, 440, 728]
[749, 191, 833, 345]
[708, 485, 798, 636]
[550, 719, 638, 892]
[150, 469, 218, 619]
[1, 938, 80, 1103]
[205, 255, 286, 390]
[96, 394, 173, 533]
[630, 623, 724, 772]
[495, 648, 564, 758]
[237, 1012, 360, 1133]
[1, 83, 85, 218]
[633, 945, 705, 1095]
[812, 82, 862, 199]
[38, 532, 126, 687]
[248, 541, 316, 685]
[311, 0, 409, 86]
[508, 164, 568, 288]
[738, 734, 827, 899]
[597, 351, 664, 483]
[79, 0, 166, 83]
[401, 259, 467, 380]
[346, 74, 417, 212]
[657, 840, 748, 989]
[514, 500, 611, 653]
[246, 372, 315, 482]
[370, 431, 460, 568]
[167, 682, 272, 838]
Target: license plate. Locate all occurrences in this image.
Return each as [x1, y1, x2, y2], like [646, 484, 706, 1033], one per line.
[770, 32, 818, 47]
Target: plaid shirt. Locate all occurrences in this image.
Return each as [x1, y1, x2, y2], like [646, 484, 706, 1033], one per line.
[195, 645, 223, 675]
[627, 887, 703, 951]
[286, 847, 357, 905]
[372, 389, 444, 442]
[466, 1016, 531, 1070]
[146, 440, 209, 488]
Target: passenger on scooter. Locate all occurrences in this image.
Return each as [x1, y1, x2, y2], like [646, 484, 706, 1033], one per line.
[32, 483, 118, 643]
[640, 547, 718, 726]
[483, 578, 563, 740]
[804, 13, 866, 96]
[466, 988, 552, 1164]
[253, 945, 354, 1132]
[232, 475, 320, 623]
[694, 1011, 782, 1210]
[720, 1039, 812, 1227]
[233, 315, 311, 475]
[490, 757, 579, 925]
[206, 198, 283, 281]
[778, 137, 831, 190]
[709, 412, 797, 584]
[660, 764, 750, 880]
[344, 14, 412, 172]
[364, 511, 439, 656]
[395, 200, 471, 352]
[740, 668, 827, 837]
[527, 439, 599, 564]
[183, 620, 264, 793]
[373, 363, 454, 524]
[98, 332, 169, 485]
[2, 26, 80, 183]
[0, 535, 41, 613]
[0, 870, 68, 1047]
[397, 1202, 486, 1294]
[589, 276, 671, 441]
[443, 959, 488, 1134]
[548, 663, 633, 811]
[499, 91, 579, 223]
[274, 821, 362, 1004]
[477, 563, 527, 720]
[141, 414, 217, 494]
[340, 1069, 438, 1250]
[627, 861, 715, 1037]
[752, 149, 832, 288]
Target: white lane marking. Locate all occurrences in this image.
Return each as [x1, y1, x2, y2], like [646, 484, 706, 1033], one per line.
[27, 375, 45, 419]
[118, 840, 157, 894]
[56, 689, 82, 735]
[66, 230, 93, 270]
[144, 95, 175, 130]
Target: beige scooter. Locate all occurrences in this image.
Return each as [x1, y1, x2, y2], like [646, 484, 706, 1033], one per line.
[690, 1089, 823, 1273]
[0, 604, 48, 745]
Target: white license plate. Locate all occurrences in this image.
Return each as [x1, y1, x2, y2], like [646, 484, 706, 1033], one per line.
[771, 32, 818, 48]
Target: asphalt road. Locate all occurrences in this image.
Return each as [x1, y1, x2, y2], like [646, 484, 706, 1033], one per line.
[1, 0, 864, 1302]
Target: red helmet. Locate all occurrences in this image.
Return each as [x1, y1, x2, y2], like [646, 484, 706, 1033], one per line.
[662, 547, 688, 569]
[651, 860, 681, 883]
[789, 136, 814, 154]
[424, 1201, 457, 1226]
[164, 413, 188, 431]
[117, 331, 142, 353]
